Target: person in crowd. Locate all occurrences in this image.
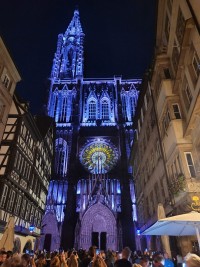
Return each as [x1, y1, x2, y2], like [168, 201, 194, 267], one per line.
[133, 264, 142, 267]
[60, 251, 68, 267]
[21, 254, 36, 267]
[114, 247, 132, 267]
[45, 252, 51, 267]
[68, 252, 79, 267]
[153, 255, 165, 267]
[1, 255, 23, 267]
[79, 246, 96, 267]
[0, 251, 7, 266]
[104, 250, 115, 267]
[92, 255, 107, 267]
[50, 254, 60, 267]
[135, 251, 143, 264]
[185, 253, 200, 267]
[6, 251, 13, 260]
[35, 254, 46, 267]
[176, 254, 183, 267]
[163, 253, 174, 267]
[140, 257, 150, 267]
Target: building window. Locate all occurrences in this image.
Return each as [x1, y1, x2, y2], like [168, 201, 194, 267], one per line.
[55, 138, 68, 176]
[0, 101, 5, 121]
[192, 52, 200, 79]
[164, 68, 171, 79]
[185, 152, 196, 178]
[88, 100, 96, 120]
[14, 195, 22, 215]
[172, 104, 181, 119]
[0, 185, 8, 208]
[20, 199, 27, 218]
[183, 84, 192, 110]
[25, 203, 31, 221]
[130, 96, 136, 118]
[164, 13, 170, 42]
[156, 140, 161, 160]
[7, 190, 16, 212]
[101, 99, 109, 120]
[172, 43, 180, 72]
[162, 109, 171, 133]
[30, 206, 35, 224]
[176, 8, 185, 45]
[2, 74, 10, 89]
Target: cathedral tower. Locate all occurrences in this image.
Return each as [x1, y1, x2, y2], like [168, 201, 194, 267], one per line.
[42, 9, 140, 251]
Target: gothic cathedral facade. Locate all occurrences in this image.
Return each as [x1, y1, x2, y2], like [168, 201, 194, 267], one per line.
[41, 10, 140, 251]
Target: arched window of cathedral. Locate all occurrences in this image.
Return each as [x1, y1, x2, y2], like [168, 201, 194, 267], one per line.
[101, 98, 110, 120]
[53, 92, 58, 118]
[55, 138, 68, 176]
[130, 96, 135, 118]
[120, 89, 127, 119]
[67, 48, 73, 68]
[88, 99, 97, 120]
[61, 95, 67, 122]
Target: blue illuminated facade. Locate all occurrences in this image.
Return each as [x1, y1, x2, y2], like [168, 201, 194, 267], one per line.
[42, 10, 140, 251]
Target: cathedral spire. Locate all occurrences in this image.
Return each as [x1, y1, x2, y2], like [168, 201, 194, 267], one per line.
[51, 9, 84, 80]
[64, 9, 84, 37]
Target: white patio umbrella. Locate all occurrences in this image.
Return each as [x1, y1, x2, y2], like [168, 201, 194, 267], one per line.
[0, 216, 15, 251]
[142, 211, 200, 248]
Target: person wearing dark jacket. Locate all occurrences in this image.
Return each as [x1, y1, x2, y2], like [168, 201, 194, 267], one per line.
[114, 247, 132, 267]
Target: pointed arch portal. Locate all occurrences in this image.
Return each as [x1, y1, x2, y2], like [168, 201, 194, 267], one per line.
[78, 202, 117, 251]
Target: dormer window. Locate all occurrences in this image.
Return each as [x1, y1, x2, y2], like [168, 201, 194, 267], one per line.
[2, 74, 10, 89]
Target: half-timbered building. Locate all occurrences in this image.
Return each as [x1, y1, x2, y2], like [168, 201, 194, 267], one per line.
[0, 37, 21, 144]
[0, 94, 54, 252]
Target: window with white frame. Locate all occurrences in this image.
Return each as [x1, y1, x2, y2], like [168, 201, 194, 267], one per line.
[0, 185, 8, 208]
[14, 195, 22, 215]
[20, 199, 26, 218]
[30, 206, 35, 224]
[7, 190, 16, 212]
[25, 203, 31, 221]
[172, 104, 181, 119]
[88, 99, 97, 120]
[185, 152, 196, 178]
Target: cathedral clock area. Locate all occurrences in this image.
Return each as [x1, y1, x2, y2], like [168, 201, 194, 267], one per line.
[41, 9, 140, 251]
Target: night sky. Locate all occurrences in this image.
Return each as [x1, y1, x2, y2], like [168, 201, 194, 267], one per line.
[0, 0, 157, 114]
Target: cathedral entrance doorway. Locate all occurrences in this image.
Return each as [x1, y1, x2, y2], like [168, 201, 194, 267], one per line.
[78, 202, 117, 251]
[92, 232, 107, 250]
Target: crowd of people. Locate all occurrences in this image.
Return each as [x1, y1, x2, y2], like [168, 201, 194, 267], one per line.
[0, 246, 200, 267]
